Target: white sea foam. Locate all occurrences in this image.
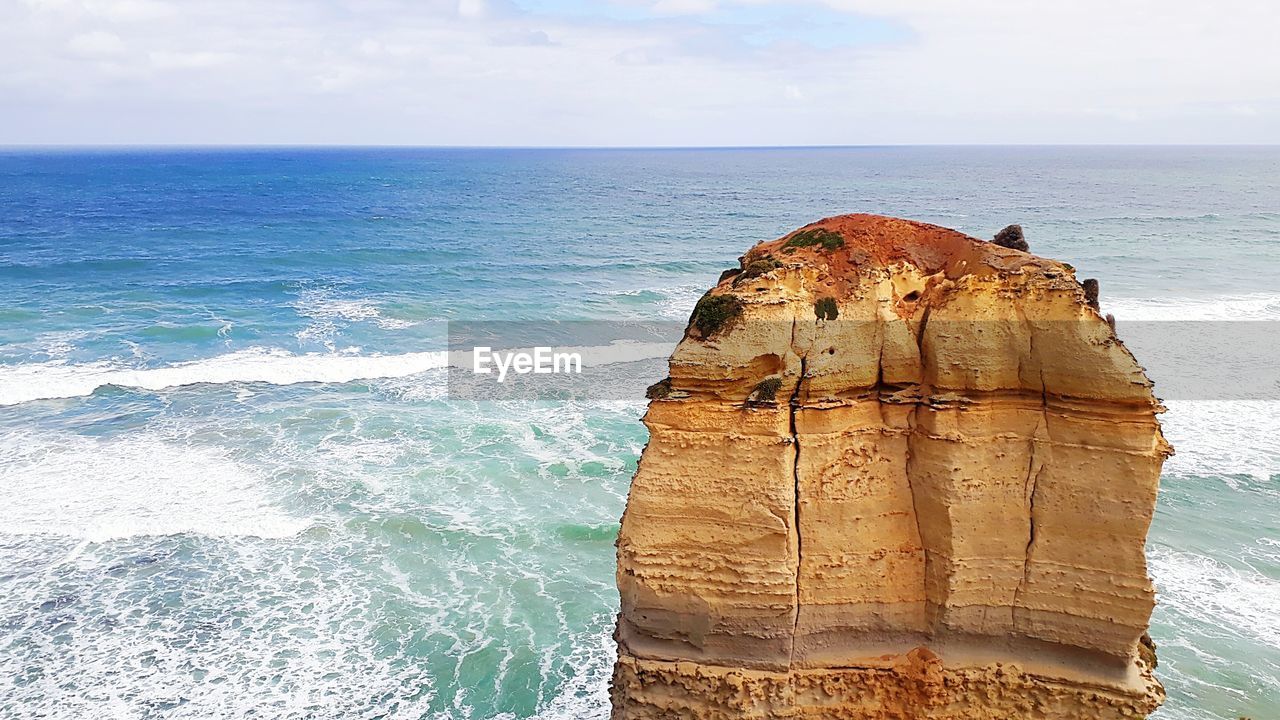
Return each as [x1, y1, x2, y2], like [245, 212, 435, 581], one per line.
[291, 286, 419, 348]
[39, 329, 91, 359]
[530, 630, 614, 720]
[1105, 292, 1280, 321]
[656, 283, 704, 320]
[0, 430, 310, 541]
[376, 316, 419, 330]
[0, 340, 672, 407]
[0, 348, 450, 406]
[0, 535, 438, 720]
[1149, 544, 1280, 648]
[292, 286, 384, 323]
[1160, 400, 1280, 481]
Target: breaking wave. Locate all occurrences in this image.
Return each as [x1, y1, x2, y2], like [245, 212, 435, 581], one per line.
[0, 341, 674, 407]
[0, 348, 450, 406]
[1105, 292, 1280, 321]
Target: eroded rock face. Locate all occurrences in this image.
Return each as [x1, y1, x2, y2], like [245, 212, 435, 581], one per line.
[612, 214, 1169, 719]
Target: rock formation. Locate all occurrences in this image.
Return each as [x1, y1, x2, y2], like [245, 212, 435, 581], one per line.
[612, 214, 1169, 719]
[993, 224, 1029, 251]
[1083, 278, 1101, 311]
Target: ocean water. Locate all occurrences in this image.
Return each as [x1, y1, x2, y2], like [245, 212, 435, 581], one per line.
[0, 147, 1277, 719]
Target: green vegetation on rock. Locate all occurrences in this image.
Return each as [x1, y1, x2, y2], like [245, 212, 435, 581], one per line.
[689, 293, 743, 337]
[734, 256, 780, 285]
[747, 377, 783, 406]
[645, 377, 673, 400]
[784, 228, 845, 251]
[815, 297, 839, 320]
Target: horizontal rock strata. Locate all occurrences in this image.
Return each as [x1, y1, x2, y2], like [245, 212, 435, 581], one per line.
[613, 214, 1169, 719]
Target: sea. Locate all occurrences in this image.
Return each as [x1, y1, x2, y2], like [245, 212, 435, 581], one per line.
[0, 147, 1276, 719]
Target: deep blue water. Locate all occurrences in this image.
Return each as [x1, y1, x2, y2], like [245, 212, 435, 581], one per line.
[0, 147, 1277, 719]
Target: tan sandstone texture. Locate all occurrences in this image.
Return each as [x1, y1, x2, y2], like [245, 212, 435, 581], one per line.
[612, 214, 1170, 719]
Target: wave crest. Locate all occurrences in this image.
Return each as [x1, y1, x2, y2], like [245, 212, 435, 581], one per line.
[0, 340, 674, 407]
[0, 348, 451, 406]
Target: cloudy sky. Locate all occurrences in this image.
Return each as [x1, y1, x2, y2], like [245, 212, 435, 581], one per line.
[2, 0, 1277, 145]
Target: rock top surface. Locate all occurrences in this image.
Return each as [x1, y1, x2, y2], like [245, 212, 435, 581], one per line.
[612, 214, 1169, 719]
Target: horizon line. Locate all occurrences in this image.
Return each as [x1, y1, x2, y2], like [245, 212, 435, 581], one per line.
[2, 142, 1278, 152]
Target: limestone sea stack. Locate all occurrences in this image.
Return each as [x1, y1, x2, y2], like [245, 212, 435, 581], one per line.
[612, 214, 1169, 719]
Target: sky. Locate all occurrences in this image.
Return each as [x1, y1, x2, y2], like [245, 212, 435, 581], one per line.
[1, 0, 1278, 146]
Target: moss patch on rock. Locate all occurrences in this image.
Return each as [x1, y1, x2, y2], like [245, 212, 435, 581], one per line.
[784, 228, 845, 251]
[746, 377, 783, 406]
[814, 297, 839, 320]
[689, 293, 744, 338]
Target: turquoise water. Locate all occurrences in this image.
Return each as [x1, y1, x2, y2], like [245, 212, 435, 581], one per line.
[0, 147, 1276, 718]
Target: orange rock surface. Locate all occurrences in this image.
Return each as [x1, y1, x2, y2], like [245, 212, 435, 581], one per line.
[612, 214, 1169, 719]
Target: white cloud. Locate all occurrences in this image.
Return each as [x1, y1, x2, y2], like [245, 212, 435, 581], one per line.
[85, 0, 174, 21]
[457, 0, 486, 20]
[490, 28, 554, 47]
[66, 29, 125, 56]
[649, 0, 719, 16]
[148, 50, 235, 70]
[1, 0, 1277, 144]
[818, 0, 1280, 120]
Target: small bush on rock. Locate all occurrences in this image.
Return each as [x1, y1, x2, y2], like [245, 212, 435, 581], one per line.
[1082, 278, 1100, 310]
[992, 224, 1029, 251]
[646, 377, 673, 400]
[747, 377, 783, 406]
[689, 293, 743, 338]
[815, 297, 839, 320]
[734, 256, 781, 285]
